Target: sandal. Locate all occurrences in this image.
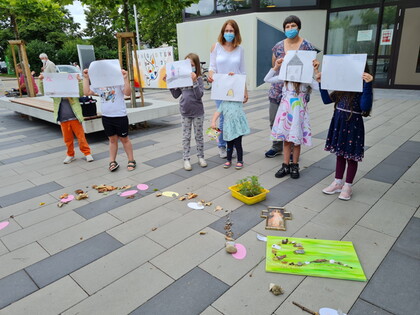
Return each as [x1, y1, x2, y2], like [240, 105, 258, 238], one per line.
[223, 161, 232, 169]
[235, 162, 243, 170]
[127, 160, 136, 171]
[109, 161, 119, 172]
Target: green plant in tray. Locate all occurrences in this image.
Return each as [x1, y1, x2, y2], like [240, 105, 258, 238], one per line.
[236, 176, 263, 197]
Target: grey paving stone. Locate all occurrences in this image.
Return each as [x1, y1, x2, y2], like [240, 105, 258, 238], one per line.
[310, 153, 337, 171]
[349, 299, 393, 315]
[25, 232, 122, 288]
[381, 149, 419, 167]
[0, 270, 38, 309]
[172, 159, 219, 179]
[208, 203, 264, 239]
[144, 151, 183, 167]
[359, 218, 420, 315]
[313, 129, 329, 140]
[364, 162, 409, 184]
[146, 172, 186, 191]
[1, 149, 57, 165]
[132, 139, 158, 150]
[129, 267, 229, 315]
[0, 181, 63, 207]
[74, 193, 135, 219]
[398, 140, 420, 154]
[392, 216, 420, 259]
[264, 180, 308, 206]
[298, 166, 333, 187]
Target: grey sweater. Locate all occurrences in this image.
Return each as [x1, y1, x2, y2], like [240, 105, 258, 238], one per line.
[170, 77, 204, 117]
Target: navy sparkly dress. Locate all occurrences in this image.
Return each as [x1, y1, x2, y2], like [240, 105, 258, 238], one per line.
[320, 82, 373, 161]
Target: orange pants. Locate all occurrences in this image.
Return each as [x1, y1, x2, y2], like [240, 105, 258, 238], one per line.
[60, 120, 91, 157]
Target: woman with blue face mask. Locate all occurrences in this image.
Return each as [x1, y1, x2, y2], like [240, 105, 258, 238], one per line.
[265, 15, 317, 160]
[208, 19, 248, 159]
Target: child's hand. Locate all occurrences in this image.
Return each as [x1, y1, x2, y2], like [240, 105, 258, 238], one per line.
[191, 72, 197, 82]
[162, 74, 167, 82]
[228, 72, 235, 76]
[76, 74, 81, 81]
[121, 69, 128, 79]
[313, 59, 320, 71]
[273, 58, 283, 71]
[362, 73, 373, 83]
[315, 72, 321, 83]
[211, 123, 217, 129]
[83, 69, 89, 79]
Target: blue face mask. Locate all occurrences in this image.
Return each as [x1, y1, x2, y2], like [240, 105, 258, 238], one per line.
[191, 66, 196, 73]
[285, 29, 299, 39]
[224, 33, 235, 42]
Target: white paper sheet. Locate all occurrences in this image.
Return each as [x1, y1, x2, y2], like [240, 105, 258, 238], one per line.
[43, 73, 79, 97]
[88, 59, 124, 89]
[321, 54, 367, 92]
[165, 60, 193, 89]
[278, 50, 317, 84]
[211, 73, 246, 102]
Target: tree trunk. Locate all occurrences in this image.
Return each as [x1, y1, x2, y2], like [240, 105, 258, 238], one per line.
[122, 0, 130, 32]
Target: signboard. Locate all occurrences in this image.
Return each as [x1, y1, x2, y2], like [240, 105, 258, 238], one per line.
[357, 30, 373, 42]
[380, 29, 393, 46]
[77, 45, 96, 70]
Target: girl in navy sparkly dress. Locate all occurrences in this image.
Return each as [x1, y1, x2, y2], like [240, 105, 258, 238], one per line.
[316, 67, 373, 200]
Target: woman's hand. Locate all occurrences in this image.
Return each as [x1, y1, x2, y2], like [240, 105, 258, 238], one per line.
[362, 72, 373, 83]
[208, 70, 214, 83]
[243, 89, 248, 104]
[39, 74, 44, 80]
[273, 58, 283, 71]
[191, 72, 197, 82]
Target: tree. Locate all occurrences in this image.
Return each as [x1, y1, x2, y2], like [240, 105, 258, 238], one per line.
[84, 5, 120, 49]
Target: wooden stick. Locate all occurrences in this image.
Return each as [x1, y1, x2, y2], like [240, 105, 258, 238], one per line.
[292, 301, 319, 315]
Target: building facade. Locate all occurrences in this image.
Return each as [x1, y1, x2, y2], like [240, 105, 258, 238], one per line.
[177, 0, 420, 90]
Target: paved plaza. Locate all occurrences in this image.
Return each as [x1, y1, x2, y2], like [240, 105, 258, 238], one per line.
[0, 83, 419, 314]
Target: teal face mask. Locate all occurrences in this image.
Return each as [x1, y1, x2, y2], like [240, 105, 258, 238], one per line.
[285, 29, 299, 39]
[224, 33, 235, 42]
[191, 66, 196, 73]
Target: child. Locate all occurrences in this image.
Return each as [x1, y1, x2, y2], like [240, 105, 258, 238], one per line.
[210, 89, 250, 170]
[168, 53, 207, 171]
[83, 68, 136, 172]
[317, 67, 373, 200]
[264, 58, 319, 179]
[39, 74, 93, 164]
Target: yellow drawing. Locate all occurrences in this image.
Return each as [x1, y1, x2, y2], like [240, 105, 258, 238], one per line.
[227, 89, 234, 97]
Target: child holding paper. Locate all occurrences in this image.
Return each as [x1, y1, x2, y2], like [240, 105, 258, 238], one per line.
[39, 74, 93, 164]
[316, 66, 373, 200]
[264, 58, 319, 179]
[210, 87, 250, 170]
[83, 68, 135, 172]
[166, 53, 207, 171]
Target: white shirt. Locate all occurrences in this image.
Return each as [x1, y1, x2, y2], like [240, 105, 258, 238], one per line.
[91, 85, 127, 117]
[209, 42, 246, 75]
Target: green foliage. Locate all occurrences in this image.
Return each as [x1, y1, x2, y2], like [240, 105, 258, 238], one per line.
[56, 39, 87, 65]
[25, 40, 55, 73]
[84, 5, 120, 49]
[236, 176, 264, 197]
[94, 45, 118, 60]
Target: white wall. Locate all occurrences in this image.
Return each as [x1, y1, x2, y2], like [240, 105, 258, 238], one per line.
[177, 10, 327, 90]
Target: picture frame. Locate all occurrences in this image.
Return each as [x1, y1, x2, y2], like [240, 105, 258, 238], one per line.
[261, 206, 292, 231]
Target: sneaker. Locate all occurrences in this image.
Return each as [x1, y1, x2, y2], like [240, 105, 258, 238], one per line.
[339, 184, 352, 200]
[85, 154, 94, 162]
[198, 157, 207, 168]
[290, 163, 300, 179]
[218, 147, 227, 159]
[322, 180, 343, 195]
[183, 160, 192, 171]
[235, 162, 243, 170]
[223, 161, 232, 169]
[63, 156, 75, 164]
[275, 163, 290, 178]
[265, 149, 280, 158]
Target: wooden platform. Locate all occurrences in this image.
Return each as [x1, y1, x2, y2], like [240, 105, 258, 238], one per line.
[0, 96, 179, 133]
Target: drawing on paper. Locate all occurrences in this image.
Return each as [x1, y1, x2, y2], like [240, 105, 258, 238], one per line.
[286, 53, 304, 82]
[165, 60, 193, 89]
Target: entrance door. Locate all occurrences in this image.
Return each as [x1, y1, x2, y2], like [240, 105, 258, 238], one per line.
[394, 7, 420, 87]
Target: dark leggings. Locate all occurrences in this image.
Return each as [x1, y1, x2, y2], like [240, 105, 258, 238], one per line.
[227, 136, 243, 163]
[335, 155, 358, 184]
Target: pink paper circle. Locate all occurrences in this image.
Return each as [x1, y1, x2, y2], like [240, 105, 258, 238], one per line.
[120, 190, 138, 197]
[0, 221, 10, 230]
[137, 184, 149, 191]
[232, 243, 247, 260]
[61, 195, 74, 203]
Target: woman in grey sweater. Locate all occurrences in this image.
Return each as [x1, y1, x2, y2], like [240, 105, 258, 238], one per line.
[169, 53, 207, 171]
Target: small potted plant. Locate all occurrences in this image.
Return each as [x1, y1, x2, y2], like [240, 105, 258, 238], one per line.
[229, 175, 269, 205]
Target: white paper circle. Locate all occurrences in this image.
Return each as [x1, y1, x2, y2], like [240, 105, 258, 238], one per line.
[319, 308, 346, 315]
[187, 202, 204, 210]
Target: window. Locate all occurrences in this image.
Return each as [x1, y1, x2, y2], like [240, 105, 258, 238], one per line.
[216, 0, 252, 13]
[259, 0, 316, 8]
[327, 8, 379, 56]
[185, 0, 215, 18]
[331, 0, 378, 9]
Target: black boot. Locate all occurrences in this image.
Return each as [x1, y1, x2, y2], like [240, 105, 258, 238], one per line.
[275, 163, 290, 178]
[290, 163, 300, 179]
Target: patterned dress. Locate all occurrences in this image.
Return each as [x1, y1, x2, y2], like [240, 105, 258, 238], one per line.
[270, 82, 316, 146]
[217, 101, 250, 141]
[320, 82, 373, 161]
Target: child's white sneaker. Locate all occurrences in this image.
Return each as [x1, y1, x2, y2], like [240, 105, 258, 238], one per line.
[338, 184, 352, 200]
[322, 180, 343, 194]
[218, 147, 227, 158]
[183, 160, 192, 171]
[85, 154, 94, 162]
[63, 156, 75, 164]
[198, 158, 207, 168]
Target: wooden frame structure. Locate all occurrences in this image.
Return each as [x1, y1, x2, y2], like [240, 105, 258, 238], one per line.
[8, 40, 36, 97]
[117, 32, 144, 107]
